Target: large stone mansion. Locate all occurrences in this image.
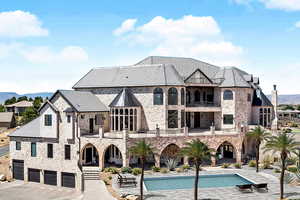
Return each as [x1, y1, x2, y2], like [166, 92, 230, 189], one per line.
[9, 56, 276, 190]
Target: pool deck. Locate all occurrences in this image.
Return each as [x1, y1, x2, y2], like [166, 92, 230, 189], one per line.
[113, 168, 300, 200]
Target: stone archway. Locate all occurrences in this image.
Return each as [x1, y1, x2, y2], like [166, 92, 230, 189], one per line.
[81, 143, 99, 166]
[160, 143, 183, 167]
[102, 144, 124, 168]
[216, 141, 237, 164]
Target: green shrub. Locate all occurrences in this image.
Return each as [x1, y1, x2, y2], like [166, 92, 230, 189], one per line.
[103, 179, 110, 185]
[181, 164, 190, 170]
[121, 167, 132, 174]
[151, 166, 160, 172]
[160, 168, 169, 173]
[287, 166, 298, 173]
[262, 156, 273, 169]
[274, 168, 281, 173]
[103, 167, 119, 174]
[132, 168, 142, 176]
[234, 163, 241, 169]
[108, 176, 112, 180]
[287, 157, 297, 165]
[165, 158, 178, 171]
[222, 163, 230, 168]
[248, 160, 256, 167]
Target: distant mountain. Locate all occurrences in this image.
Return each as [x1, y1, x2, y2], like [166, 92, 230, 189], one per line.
[0, 92, 53, 104]
[267, 94, 300, 105]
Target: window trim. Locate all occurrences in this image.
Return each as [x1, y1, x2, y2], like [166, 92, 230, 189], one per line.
[223, 114, 234, 125]
[16, 141, 21, 151]
[44, 114, 52, 126]
[223, 90, 233, 100]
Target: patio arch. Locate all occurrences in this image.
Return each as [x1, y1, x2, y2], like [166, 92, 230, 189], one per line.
[160, 143, 183, 166]
[216, 141, 237, 164]
[102, 144, 124, 168]
[80, 143, 99, 166]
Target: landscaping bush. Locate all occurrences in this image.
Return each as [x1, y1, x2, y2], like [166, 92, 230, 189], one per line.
[181, 164, 190, 170]
[221, 163, 230, 168]
[287, 157, 297, 165]
[262, 156, 273, 169]
[121, 167, 132, 174]
[165, 158, 178, 171]
[108, 176, 112, 180]
[160, 168, 169, 173]
[287, 166, 298, 173]
[274, 168, 281, 173]
[151, 166, 160, 172]
[132, 168, 142, 176]
[248, 160, 256, 167]
[234, 163, 241, 169]
[103, 167, 119, 174]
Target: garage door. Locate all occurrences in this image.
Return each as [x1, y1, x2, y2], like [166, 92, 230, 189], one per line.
[61, 172, 75, 188]
[12, 160, 24, 180]
[28, 168, 40, 183]
[44, 170, 57, 186]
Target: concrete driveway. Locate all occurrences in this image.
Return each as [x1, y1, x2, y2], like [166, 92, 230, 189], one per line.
[0, 145, 9, 157]
[0, 181, 83, 200]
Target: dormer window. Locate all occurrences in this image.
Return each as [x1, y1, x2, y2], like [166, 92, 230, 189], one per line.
[44, 114, 52, 126]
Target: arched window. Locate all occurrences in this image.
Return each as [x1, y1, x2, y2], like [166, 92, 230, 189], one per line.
[181, 88, 185, 105]
[194, 90, 200, 102]
[153, 88, 164, 105]
[186, 91, 191, 104]
[223, 90, 233, 100]
[168, 88, 178, 105]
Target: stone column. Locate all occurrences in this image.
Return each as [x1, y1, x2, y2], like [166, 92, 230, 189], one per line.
[122, 156, 129, 168]
[236, 150, 242, 164]
[99, 125, 104, 138]
[154, 154, 160, 168]
[184, 126, 188, 136]
[184, 156, 189, 165]
[211, 156, 216, 167]
[40, 170, 44, 184]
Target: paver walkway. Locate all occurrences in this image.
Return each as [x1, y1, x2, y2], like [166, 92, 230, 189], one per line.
[84, 180, 116, 200]
[113, 168, 300, 200]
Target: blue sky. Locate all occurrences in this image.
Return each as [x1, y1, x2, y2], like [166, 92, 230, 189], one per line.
[1, 0, 300, 94]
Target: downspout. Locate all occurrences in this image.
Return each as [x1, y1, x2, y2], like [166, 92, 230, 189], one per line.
[75, 112, 84, 192]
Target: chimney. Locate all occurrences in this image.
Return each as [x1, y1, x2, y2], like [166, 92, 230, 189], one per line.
[271, 84, 278, 130]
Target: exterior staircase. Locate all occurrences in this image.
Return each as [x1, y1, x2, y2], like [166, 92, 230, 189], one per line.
[83, 167, 100, 180]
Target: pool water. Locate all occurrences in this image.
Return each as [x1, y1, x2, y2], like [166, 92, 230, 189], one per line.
[144, 174, 253, 191]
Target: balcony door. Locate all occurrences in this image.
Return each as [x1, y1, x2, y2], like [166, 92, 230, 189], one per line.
[89, 118, 94, 133]
[194, 112, 201, 128]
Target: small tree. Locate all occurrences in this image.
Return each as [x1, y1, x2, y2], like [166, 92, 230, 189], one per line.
[17, 96, 28, 102]
[246, 126, 270, 172]
[33, 96, 43, 110]
[0, 104, 5, 112]
[180, 139, 214, 200]
[4, 97, 16, 105]
[20, 107, 38, 124]
[129, 140, 155, 200]
[264, 132, 300, 199]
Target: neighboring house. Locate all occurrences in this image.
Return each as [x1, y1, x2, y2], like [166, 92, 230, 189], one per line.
[5, 101, 33, 115]
[0, 112, 16, 130]
[9, 56, 277, 190]
[278, 110, 300, 122]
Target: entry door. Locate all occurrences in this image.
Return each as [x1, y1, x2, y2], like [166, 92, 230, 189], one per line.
[89, 118, 94, 133]
[85, 148, 92, 164]
[194, 112, 200, 128]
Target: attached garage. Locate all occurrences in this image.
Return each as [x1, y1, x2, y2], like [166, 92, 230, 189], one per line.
[12, 160, 24, 180]
[61, 172, 75, 188]
[28, 168, 40, 183]
[44, 170, 57, 186]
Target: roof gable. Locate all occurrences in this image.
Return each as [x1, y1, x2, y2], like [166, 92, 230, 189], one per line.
[109, 88, 141, 107]
[185, 69, 213, 84]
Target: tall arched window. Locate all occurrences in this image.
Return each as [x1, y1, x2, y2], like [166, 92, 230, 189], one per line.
[223, 90, 233, 100]
[186, 91, 191, 104]
[153, 88, 163, 105]
[168, 87, 178, 105]
[194, 90, 200, 102]
[181, 88, 185, 105]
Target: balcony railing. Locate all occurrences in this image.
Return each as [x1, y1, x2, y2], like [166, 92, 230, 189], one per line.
[186, 102, 220, 107]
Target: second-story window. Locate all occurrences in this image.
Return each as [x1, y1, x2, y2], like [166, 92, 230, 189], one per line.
[223, 90, 233, 100]
[47, 144, 53, 158]
[181, 88, 185, 105]
[16, 141, 21, 150]
[65, 145, 71, 160]
[44, 114, 52, 126]
[153, 88, 164, 105]
[67, 115, 71, 123]
[168, 110, 178, 128]
[31, 142, 37, 157]
[223, 114, 234, 124]
[247, 93, 251, 102]
[194, 90, 200, 102]
[168, 87, 178, 105]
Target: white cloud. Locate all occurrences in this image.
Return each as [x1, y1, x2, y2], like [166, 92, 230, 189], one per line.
[113, 19, 137, 36]
[0, 10, 48, 37]
[295, 21, 300, 28]
[259, 0, 300, 11]
[114, 15, 244, 66]
[20, 46, 88, 63]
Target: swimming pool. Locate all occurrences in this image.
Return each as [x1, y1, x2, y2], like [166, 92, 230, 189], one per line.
[144, 174, 253, 191]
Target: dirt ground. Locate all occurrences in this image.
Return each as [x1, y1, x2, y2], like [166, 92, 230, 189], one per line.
[0, 128, 15, 147]
[0, 155, 10, 180]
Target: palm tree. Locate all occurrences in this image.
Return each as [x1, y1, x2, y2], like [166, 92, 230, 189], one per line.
[129, 140, 155, 200]
[246, 126, 270, 172]
[180, 139, 214, 200]
[263, 132, 300, 200]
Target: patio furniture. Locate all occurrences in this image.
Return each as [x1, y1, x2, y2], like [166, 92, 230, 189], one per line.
[117, 173, 137, 187]
[236, 184, 253, 192]
[253, 183, 268, 191]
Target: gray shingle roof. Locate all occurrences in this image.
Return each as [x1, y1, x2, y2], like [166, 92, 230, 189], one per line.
[0, 112, 14, 123]
[73, 64, 184, 88]
[136, 56, 220, 80]
[5, 100, 33, 108]
[213, 67, 251, 88]
[109, 88, 141, 107]
[252, 88, 273, 107]
[58, 90, 109, 112]
[9, 116, 51, 138]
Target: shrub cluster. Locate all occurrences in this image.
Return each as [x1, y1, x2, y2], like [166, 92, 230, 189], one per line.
[248, 160, 256, 167]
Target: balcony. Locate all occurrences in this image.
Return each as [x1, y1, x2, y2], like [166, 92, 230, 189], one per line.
[185, 102, 221, 112]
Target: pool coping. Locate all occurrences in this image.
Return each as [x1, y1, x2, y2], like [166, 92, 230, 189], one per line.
[143, 173, 257, 192]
